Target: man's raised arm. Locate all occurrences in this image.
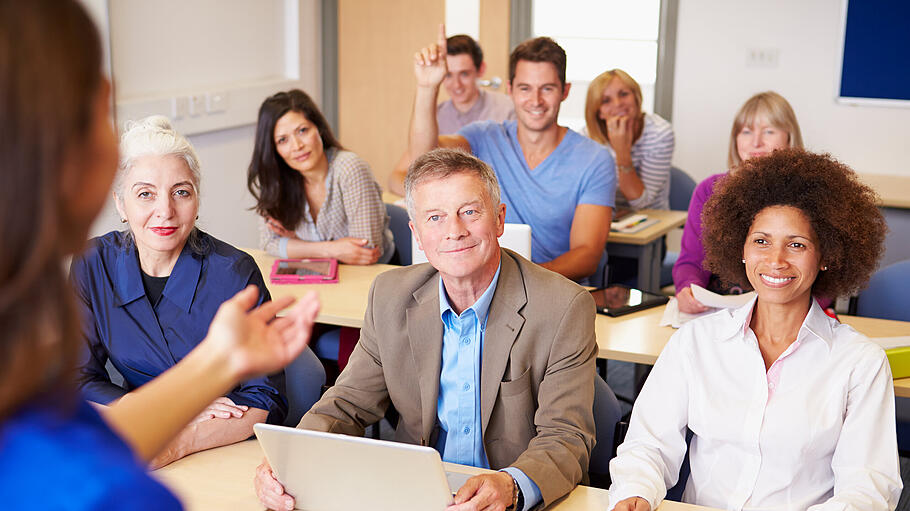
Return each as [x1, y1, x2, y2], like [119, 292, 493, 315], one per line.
[391, 24, 472, 196]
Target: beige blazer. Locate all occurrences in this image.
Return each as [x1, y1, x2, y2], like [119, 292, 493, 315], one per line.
[299, 249, 597, 506]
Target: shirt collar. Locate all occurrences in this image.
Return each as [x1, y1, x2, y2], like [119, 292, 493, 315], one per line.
[438, 262, 502, 325]
[114, 237, 201, 313]
[718, 294, 835, 351]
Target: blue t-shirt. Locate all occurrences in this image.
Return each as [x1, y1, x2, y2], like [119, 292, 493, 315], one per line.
[0, 397, 182, 510]
[459, 120, 616, 264]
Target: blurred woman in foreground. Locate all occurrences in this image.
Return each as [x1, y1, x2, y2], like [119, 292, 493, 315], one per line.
[0, 1, 318, 507]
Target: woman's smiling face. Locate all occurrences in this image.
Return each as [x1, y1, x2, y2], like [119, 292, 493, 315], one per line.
[743, 205, 824, 308]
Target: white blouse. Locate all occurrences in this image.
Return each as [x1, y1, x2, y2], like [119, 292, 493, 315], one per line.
[608, 297, 901, 511]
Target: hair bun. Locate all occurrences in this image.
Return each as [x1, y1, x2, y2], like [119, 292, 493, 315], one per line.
[123, 114, 173, 134]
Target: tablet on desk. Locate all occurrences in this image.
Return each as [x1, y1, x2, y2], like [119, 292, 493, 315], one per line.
[590, 285, 669, 317]
[270, 258, 338, 284]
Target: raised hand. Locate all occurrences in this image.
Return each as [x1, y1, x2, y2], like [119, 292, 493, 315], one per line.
[414, 23, 448, 88]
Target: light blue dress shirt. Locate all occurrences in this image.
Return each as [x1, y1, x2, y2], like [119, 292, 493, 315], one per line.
[436, 263, 541, 510]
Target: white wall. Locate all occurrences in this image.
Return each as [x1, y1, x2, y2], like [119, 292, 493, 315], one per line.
[672, 0, 910, 182]
[90, 0, 321, 250]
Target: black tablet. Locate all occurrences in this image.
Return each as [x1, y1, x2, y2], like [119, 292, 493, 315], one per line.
[589, 285, 669, 317]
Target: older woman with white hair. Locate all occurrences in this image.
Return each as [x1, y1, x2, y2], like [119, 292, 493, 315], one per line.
[71, 115, 285, 468]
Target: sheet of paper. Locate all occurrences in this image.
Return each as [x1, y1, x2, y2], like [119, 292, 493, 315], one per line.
[870, 337, 910, 350]
[659, 297, 714, 328]
[690, 284, 755, 309]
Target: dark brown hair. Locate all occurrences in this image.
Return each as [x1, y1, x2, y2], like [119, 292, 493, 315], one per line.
[0, 0, 102, 417]
[703, 149, 886, 298]
[247, 89, 342, 230]
[446, 35, 483, 70]
[508, 37, 567, 89]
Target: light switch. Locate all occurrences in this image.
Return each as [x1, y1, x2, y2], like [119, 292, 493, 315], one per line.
[206, 91, 228, 113]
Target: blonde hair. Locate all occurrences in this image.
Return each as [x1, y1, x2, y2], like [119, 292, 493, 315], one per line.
[584, 69, 643, 146]
[727, 91, 803, 169]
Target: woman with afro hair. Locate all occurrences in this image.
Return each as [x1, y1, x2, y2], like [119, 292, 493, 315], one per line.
[607, 149, 901, 511]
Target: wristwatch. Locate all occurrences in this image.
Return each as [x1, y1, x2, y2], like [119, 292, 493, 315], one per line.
[505, 474, 523, 511]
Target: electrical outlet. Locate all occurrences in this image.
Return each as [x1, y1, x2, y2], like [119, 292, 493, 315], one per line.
[170, 96, 189, 120]
[188, 94, 205, 117]
[746, 48, 780, 69]
[206, 91, 228, 113]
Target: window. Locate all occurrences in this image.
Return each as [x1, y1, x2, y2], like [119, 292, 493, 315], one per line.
[532, 0, 662, 131]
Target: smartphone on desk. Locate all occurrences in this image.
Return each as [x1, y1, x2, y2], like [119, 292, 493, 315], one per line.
[590, 285, 668, 317]
[270, 258, 339, 284]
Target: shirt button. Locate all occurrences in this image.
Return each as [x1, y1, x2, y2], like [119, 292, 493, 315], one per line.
[461, 337, 471, 346]
[463, 427, 471, 435]
[463, 383, 471, 391]
[768, 382, 775, 389]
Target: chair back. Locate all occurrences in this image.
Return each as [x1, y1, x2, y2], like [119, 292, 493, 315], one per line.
[669, 167, 697, 211]
[386, 203, 412, 265]
[284, 347, 327, 427]
[856, 259, 910, 321]
[589, 375, 622, 481]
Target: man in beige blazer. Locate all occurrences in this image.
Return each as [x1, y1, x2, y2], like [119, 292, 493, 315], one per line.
[255, 148, 597, 511]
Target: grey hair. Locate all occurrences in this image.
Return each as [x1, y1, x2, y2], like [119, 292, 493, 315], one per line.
[115, 115, 208, 255]
[404, 148, 501, 220]
[114, 115, 202, 203]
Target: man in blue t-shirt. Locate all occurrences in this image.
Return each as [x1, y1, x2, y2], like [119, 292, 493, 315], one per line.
[399, 25, 616, 282]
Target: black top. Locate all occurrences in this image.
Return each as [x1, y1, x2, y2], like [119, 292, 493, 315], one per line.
[140, 270, 169, 307]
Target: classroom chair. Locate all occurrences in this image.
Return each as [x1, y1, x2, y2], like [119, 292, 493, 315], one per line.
[386, 203, 412, 265]
[283, 347, 327, 427]
[589, 374, 623, 487]
[660, 167, 697, 287]
[855, 259, 910, 454]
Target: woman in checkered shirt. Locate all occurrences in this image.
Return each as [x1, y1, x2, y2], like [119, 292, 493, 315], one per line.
[248, 89, 395, 264]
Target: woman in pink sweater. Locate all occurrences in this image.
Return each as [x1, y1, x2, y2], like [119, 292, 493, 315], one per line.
[673, 92, 804, 313]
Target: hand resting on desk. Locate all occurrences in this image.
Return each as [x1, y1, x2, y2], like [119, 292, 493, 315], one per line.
[254, 459, 515, 511]
[612, 496, 651, 511]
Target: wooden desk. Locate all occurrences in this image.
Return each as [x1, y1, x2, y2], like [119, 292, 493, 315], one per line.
[594, 305, 910, 364]
[153, 439, 715, 511]
[250, 250, 395, 328]
[607, 210, 687, 293]
[249, 249, 910, 385]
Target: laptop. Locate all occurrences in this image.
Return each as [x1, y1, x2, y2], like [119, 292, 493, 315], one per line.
[411, 223, 532, 264]
[254, 424, 473, 511]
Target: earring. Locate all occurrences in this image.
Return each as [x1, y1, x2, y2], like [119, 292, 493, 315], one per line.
[821, 266, 828, 271]
[196, 215, 199, 220]
[742, 259, 746, 264]
[120, 218, 127, 223]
